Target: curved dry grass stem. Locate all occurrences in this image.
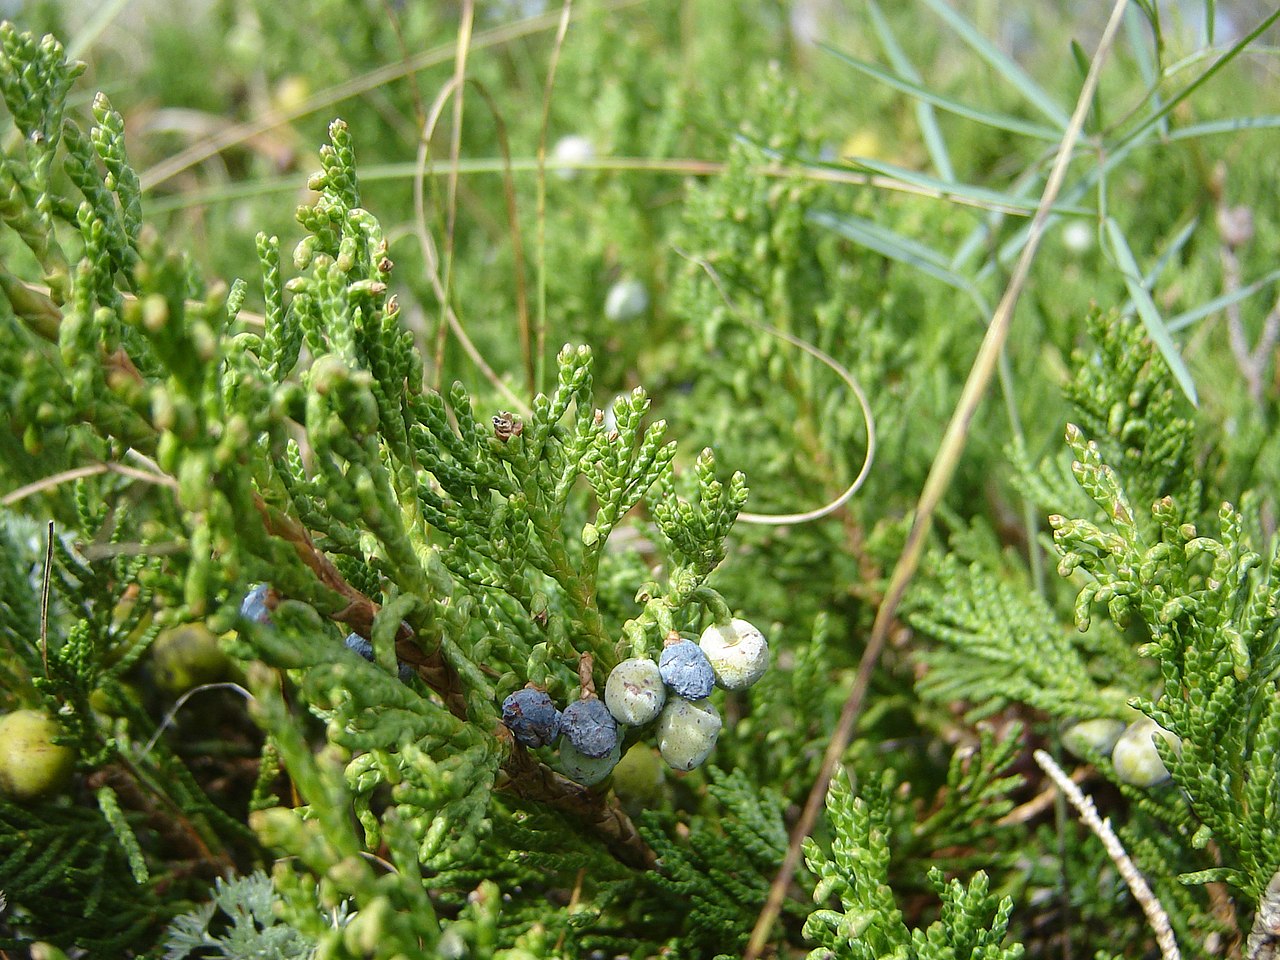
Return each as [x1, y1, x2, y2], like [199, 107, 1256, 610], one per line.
[139, 682, 255, 759]
[2, 462, 178, 507]
[138, 0, 647, 192]
[1035, 750, 1180, 960]
[533, 0, 575, 392]
[414, 77, 531, 415]
[673, 247, 876, 526]
[743, 1, 1132, 955]
[437, 0, 474, 382]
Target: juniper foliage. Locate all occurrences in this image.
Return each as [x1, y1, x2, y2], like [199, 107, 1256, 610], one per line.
[2, 4, 1280, 958]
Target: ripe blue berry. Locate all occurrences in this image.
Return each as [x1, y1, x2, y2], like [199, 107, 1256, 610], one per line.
[344, 633, 415, 683]
[240, 584, 271, 624]
[344, 633, 374, 660]
[501, 688, 562, 749]
[604, 657, 665, 725]
[560, 697, 619, 758]
[658, 640, 715, 701]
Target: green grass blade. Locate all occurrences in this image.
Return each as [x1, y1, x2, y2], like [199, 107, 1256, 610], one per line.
[1117, 218, 1198, 317]
[1143, 218, 1198, 287]
[1105, 218, 1198, 406]
[843, 156, 1090, 216]
[1163, 115, 1280, 141]
[821, 45, 1063, 141]
[916, 0, 1072, 130]
[1168, 269, 1280, 332]
[951, 171, 1043, 270]
[809, 210, 989, 314]
[866, 0, 955, 182]
[1115, 7, 1280, 151]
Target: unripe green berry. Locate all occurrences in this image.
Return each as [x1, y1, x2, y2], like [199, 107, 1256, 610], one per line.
[1062, 718, 1126, 760]
[604, 658, 666, 725]
[558, 739, 622, 786]
[699, 618, 769, 690]
[656, 698, 722, 772]
[611, 743, 666, 809]
[1111, 718, 1179, 788]
[151, 623, 233, 693]
[0, 710, 75, 801]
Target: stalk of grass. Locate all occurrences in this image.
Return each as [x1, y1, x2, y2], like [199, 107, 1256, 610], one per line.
[744, 1, 1132, 953]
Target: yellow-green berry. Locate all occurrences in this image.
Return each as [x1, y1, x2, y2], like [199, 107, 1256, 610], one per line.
[151, 623, 232, 693]
[0, 710, 75, 801]
[1111, 718, 1179, 788]
[604, 657, 665, 725]
[1062, 718, 1126, 760]
[559, 739, 621, 786]
[656, 698, 721, 772]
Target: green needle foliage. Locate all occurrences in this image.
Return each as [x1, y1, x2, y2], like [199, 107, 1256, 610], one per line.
[802, 766, 1023, 960]
[3, 2, 1280, 957]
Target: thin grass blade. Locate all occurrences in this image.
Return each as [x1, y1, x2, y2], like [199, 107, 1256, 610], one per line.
[821, 45, 1063, 141]
[809, 209, 988, 313]
[1163, 115, 1280, 141]
[916, 0, 1072, 130]
[846, 156, 1090, 216]
[1105, 218, 1198, 406]
[866, 0, 955, 181]
[1168, 268, 1280, 332]
[1115, 7, 1280, 151]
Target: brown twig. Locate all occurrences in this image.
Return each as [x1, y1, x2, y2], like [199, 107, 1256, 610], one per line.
[1035, 750, 1180, 960]
[496, 725, 656, 870]
[251, 494, 472, 720]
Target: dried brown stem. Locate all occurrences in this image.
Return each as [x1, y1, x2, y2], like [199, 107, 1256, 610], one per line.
[251, 494, 471, 719]
[744, 2, 1131, 954]
[496, 725, 656, 870]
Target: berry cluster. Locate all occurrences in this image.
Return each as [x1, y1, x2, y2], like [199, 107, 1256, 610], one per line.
[1063, 713, 1181, 788]
[500, 618, 769, 785]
